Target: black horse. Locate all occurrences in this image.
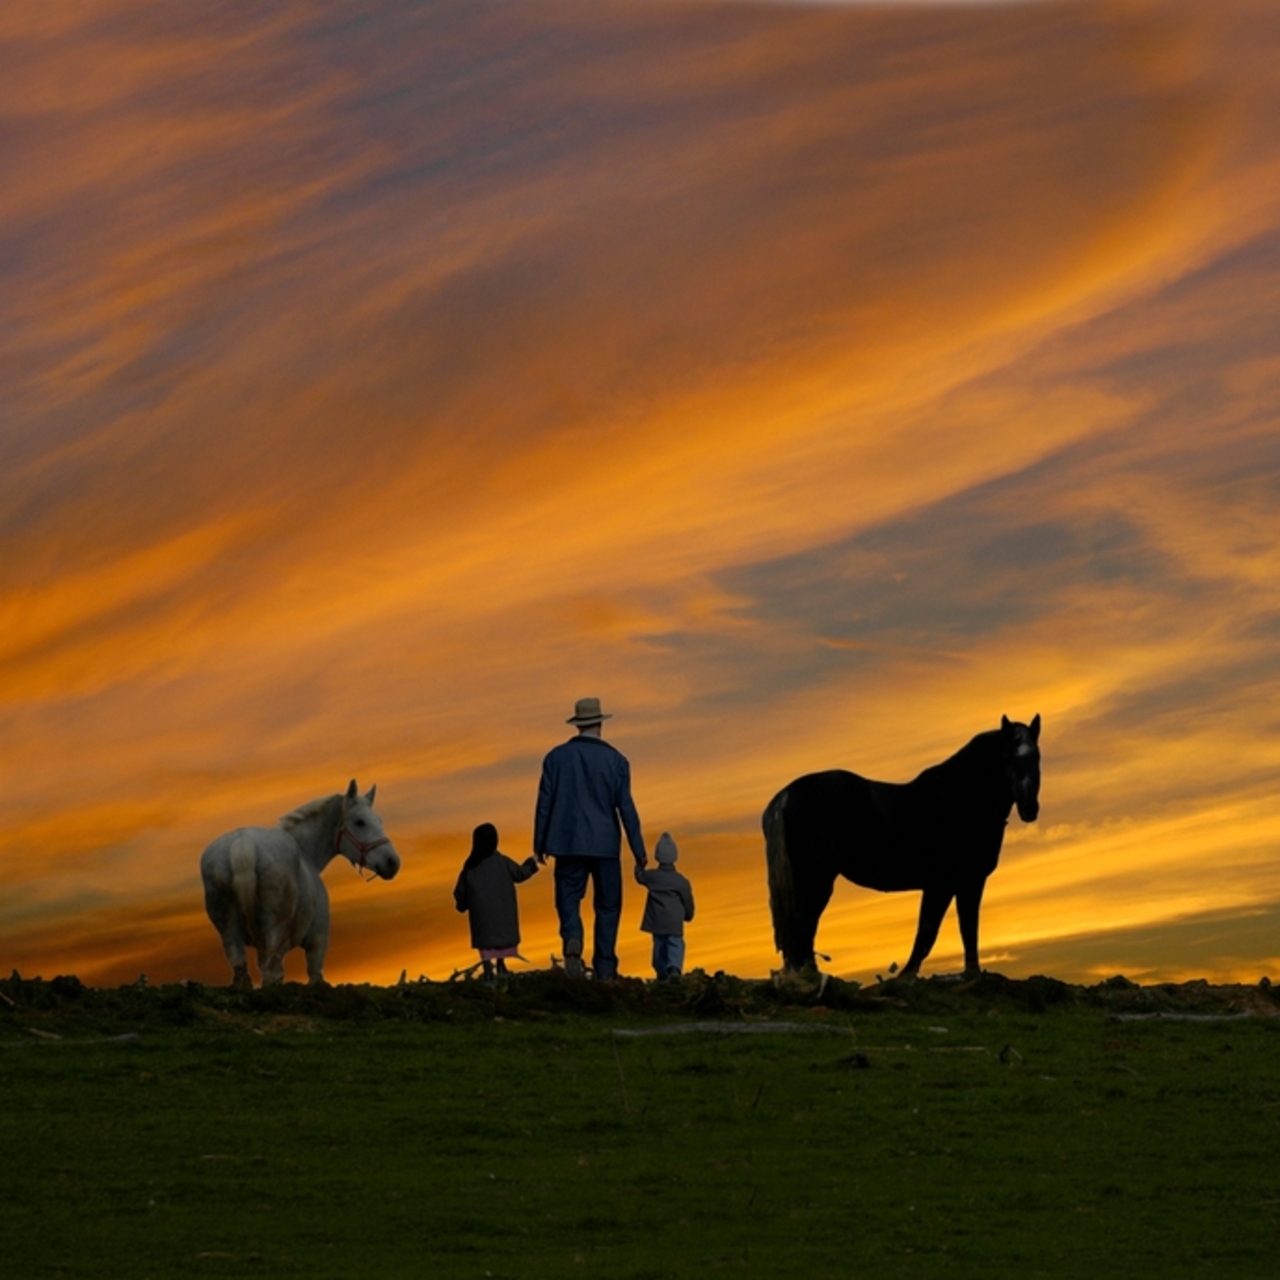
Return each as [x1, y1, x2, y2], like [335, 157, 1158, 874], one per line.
[763, 715, 1041, 975]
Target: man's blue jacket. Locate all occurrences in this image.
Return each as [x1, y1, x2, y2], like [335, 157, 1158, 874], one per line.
[534, 735, 647, 860]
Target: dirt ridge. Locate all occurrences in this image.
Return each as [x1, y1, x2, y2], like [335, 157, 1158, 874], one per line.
[3, 966, 1277, 1035]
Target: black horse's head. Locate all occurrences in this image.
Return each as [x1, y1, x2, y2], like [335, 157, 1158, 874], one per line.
[1001, 714, 1041, 822]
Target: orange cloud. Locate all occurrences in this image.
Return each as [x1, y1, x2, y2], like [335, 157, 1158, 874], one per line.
[2, 0, 1280, 987]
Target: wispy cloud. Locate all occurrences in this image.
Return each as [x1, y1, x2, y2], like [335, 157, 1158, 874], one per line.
[1, 0, 1278, 986]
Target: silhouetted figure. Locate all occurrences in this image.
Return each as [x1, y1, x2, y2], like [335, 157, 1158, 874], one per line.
[534, 697, 648, 981]
[635, 831, 695, 980]
[454, 822, 538, 982]
[763, 715, 1041, 975]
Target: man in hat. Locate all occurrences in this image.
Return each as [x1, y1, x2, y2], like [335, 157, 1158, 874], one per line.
[534, 697, 648, 980]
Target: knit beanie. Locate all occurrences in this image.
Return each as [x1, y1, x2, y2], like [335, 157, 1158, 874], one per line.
[655, 832, 678, 864]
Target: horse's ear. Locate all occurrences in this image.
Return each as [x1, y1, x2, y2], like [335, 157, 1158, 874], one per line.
[346, 779, 359, 801]
[1030, 713, 1041, 740]
[1001, 714, 1012, 733]
[365, 784, 377, 806]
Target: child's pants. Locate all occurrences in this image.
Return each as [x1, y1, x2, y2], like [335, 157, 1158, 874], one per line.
[651, 934, 685, 977]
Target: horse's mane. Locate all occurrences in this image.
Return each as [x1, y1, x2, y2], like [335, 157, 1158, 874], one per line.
[277, 794, 340, 833]
[912, 729, 1000, 785]
[953, 729, 1001, 763]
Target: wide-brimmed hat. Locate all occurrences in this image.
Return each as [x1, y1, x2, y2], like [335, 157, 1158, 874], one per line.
[566, 696, 613, 726]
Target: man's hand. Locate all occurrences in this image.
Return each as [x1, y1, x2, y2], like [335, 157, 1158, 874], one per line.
[535, 852, 548, 865]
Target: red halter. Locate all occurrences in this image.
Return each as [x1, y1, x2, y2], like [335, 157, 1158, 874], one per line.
[336, 824, 391, 879]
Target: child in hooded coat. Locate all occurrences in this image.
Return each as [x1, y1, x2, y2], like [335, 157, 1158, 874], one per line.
[454, 823, 539, 980]
[634, 831, 695, 980]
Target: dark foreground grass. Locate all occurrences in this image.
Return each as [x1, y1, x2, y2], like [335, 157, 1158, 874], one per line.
[2, 972, 1279, 1279]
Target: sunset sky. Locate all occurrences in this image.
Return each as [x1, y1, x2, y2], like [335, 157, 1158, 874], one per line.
[3, 0, 1279, 988]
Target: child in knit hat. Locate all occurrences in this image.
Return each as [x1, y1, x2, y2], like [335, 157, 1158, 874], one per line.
[634, 831, 695, 981]
[453, 822, 539, 982]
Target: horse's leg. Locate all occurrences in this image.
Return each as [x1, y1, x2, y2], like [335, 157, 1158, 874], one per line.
[205, 886, 252, 989]
[303, 925, 329, 986]
[255, 863, 299, 986]
[221, 934, 251, 990]
[784, 866, 836, 971]
[956, 878, 986, 977]
[901, 886, 954, 977]
[225, 943, 251, 990]
[303, 881, 331, 986]
[259, 945, 286, 986]
[258, 917, 289, 986]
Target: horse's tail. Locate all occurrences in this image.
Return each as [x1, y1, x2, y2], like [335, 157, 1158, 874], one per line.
[228, 835, 258, 938]
[763, 788, 795, 958]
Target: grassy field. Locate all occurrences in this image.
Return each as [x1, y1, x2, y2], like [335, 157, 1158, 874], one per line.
[2, 971, 1279, 1279]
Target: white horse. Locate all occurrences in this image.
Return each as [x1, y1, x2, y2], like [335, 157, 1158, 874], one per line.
[200, 780, 401, 988]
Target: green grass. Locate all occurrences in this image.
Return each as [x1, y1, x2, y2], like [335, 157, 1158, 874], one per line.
[2, 974, 1279, 1278]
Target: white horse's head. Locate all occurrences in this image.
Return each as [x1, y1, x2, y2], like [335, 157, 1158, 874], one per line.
[337, 780, 401, 880]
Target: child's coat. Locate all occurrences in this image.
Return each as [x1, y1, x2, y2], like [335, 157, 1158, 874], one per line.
[454, 853, 538, 950]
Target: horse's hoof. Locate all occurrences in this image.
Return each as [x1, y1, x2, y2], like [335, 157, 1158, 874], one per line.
[231, 969, 252, 991]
